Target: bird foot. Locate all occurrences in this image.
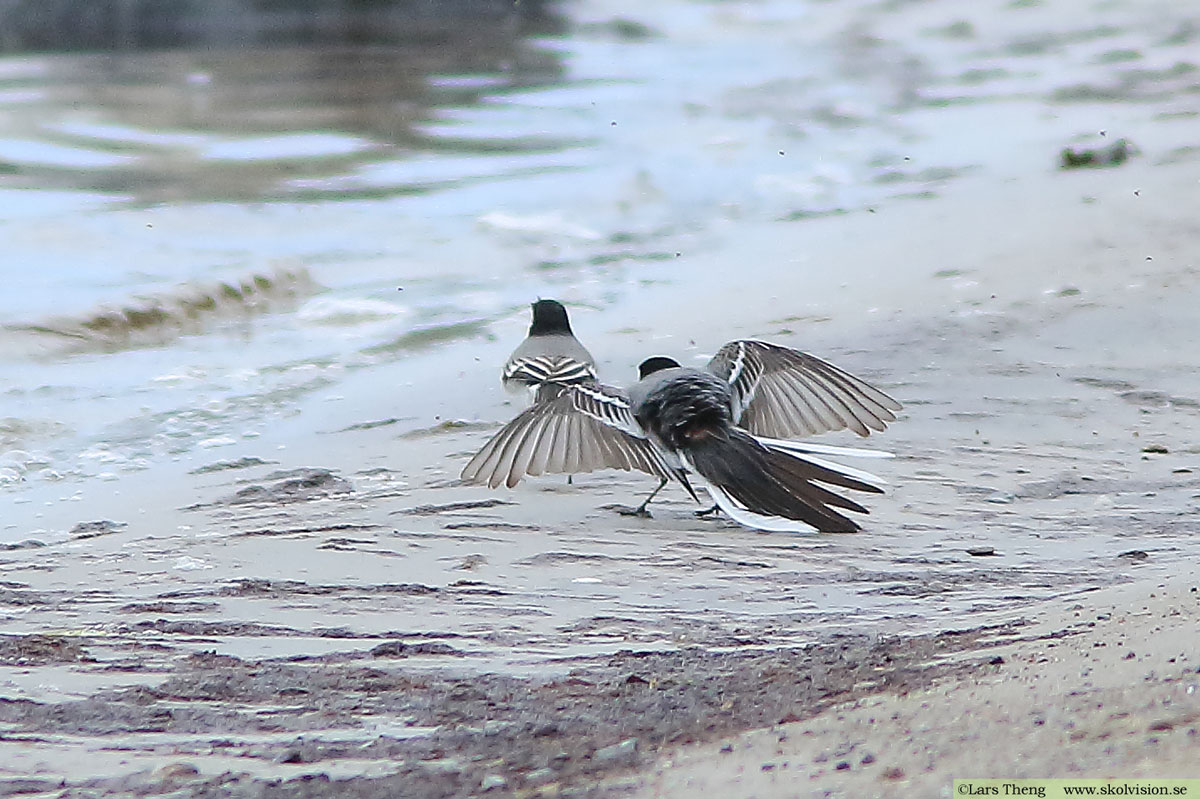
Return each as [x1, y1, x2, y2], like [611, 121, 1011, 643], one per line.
[693, 504, 722, 518]
[616, 505, 653, 518]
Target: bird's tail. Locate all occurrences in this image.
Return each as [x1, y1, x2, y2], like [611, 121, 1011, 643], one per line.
[753, 436, 895, 460]
[680, 429, 885, 532]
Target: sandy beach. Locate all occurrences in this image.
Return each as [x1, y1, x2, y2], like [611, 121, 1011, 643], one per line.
[2, 0, 1200, 796]
[3, 148, 1199, 795]
[633, 574, 1200, 798]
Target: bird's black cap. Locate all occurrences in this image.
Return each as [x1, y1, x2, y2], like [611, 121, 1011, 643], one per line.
[638, 356, 681, 379]
[529, 299, 573, 335]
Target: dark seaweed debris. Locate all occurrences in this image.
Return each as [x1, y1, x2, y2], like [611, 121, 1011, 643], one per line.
[7, 266, 316, 352]
[0, 628, 1009, 798]
[1060, 138, 1137, 169]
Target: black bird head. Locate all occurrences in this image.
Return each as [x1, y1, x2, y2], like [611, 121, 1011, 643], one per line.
[529, 299, 572, 335]
[638, 356, 681, 380]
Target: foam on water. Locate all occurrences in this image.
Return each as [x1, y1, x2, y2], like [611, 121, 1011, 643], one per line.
[295, 297, 411, 326]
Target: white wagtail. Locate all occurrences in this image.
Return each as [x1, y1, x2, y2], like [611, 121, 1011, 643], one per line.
[502, 299, 598, 403]
[627, 355, 888, 531]
[462, 339, 901, 532]
[461, 375, 700, 505]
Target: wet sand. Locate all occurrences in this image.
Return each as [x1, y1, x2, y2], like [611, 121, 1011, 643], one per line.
[4, 0, 1200, 794]
[634, 573, 1200, 798]
[3, 149, 1199, 796]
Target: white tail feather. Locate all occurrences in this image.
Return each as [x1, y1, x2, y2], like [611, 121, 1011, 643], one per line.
[754, 436, 895, 459]
[755, 441, 889, 488]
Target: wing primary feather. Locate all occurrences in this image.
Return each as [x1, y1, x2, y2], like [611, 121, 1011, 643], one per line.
[768, 379, 807, 438]
[805, 360, 899, 428]
[765, 375, 822, 436]
[797, 372, 865, 434]
[547, 412, 569, 473]
[505, 409, 551, 488]
[807, 357, 902, 413]
[800, 365, 886, 435]
[781, 373, 844, 434]
[467, 415, 524, 488]
[460, 436, 493, 483]
[575, 416, 605, 473]
[564, 413, 584, 474]
[589, 419, 629, 471]
[527, 410, 559, 477]
[803, 375, 872, 436]
[491, 408, 542, 488]
[717, 341, 901, 439]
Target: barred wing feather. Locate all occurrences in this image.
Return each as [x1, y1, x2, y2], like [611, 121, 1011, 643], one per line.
[707, 340, 901, 439]
[461, 383, 673, 489]
[502, 355, 597, 389]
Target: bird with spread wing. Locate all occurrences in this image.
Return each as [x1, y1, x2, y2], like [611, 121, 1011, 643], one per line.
[462, 339, 901, 532]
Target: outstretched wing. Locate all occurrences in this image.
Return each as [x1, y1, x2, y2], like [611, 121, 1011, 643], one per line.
[707, 340, 901, 439]
[461, 382, 675, 489]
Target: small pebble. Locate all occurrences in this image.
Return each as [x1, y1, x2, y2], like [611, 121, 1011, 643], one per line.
[155, 762, 200, 780]
[481, 774, 507, 791]
[594, 738, 638, 764]
[421, 758, 462, 774]
[526, 767, 555, 784]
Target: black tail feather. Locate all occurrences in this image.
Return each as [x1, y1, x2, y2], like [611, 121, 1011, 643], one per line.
[761, 449, 876, 513]
[761, 444, 884, 495]
[684, 428, 875, 532]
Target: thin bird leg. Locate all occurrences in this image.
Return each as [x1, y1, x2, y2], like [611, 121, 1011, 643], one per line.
[617, 477, 668, 518]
